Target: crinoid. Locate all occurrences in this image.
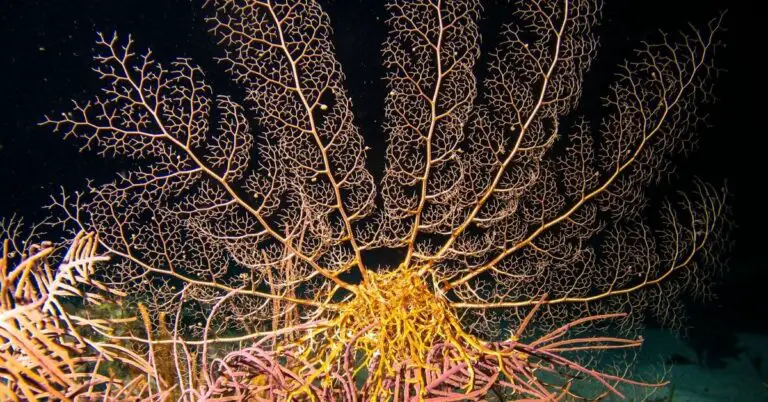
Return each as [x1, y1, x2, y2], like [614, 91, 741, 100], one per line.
[40, 0, 729, 400]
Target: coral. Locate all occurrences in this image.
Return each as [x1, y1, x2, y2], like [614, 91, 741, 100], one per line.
[0, 219, 162, 401]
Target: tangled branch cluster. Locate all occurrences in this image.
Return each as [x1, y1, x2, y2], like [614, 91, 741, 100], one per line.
[24, 0, 731, 400]
[0, 221, 164, 401]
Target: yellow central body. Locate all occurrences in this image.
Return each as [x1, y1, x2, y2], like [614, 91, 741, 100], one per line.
[289, 266, 495, 399]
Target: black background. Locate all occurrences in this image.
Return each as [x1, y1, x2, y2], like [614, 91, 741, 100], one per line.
[1, 0, 763, 339]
